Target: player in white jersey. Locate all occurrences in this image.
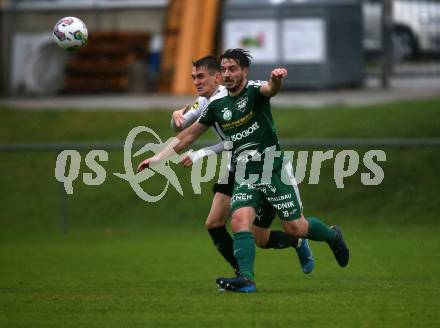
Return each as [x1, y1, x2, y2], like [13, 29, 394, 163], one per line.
[170, 56, 314, 276]
[171, 86, 228, 165]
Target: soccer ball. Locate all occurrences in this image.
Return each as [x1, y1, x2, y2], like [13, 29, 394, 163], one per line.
[53, 17, 88, 51]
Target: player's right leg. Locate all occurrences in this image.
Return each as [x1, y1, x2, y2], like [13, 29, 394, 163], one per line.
[217, 206, 258, 293]
[205, 191, 240, 275]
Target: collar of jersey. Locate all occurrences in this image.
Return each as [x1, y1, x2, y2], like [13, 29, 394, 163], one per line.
[228, 80, 248, 98]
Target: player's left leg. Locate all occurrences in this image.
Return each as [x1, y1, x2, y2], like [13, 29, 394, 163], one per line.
[252, 200, 314, 274]
[274, 160, 349, 267]
[281, 216, 349, 267]
[253, 225, 314, 274]
[254, 199, 300, 249]
[253, 200, 297, 248]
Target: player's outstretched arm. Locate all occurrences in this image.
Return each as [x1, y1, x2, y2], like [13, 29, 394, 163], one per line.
[137, 122, 209, 172]
[260, 68, 288, 98]
[180, 141, 227, 167]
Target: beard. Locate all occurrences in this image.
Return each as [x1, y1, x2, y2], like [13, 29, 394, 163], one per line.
[225, 75, 245, 92]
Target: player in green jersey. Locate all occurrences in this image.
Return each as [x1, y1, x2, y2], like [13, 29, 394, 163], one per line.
[137, 49, 349, 293]
[172, 56, 314, 277]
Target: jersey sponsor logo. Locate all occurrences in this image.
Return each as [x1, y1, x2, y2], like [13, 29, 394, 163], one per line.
[289, 209, 298, 216]
[222, 108, 232, 121]
[266, 194, 291, 202]
[248, 80, 266, 88]
[232, 142, 260, 164]
[235, 149, 259, 164]
[252, 183, 277, 193]
[221, 111, 254, 130]
[234, 142, 259, 155]
[230, 121, 260, 142]
[191, 100, 199, 110]
[231, 192, 253, 202]
[272, 201, 295, 210]
[235, 96, 248, 112]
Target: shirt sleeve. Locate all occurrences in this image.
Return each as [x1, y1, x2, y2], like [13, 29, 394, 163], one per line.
[248, 80, 267, 92]
[188, 141, 226, 163]
[170, 97, 208, 131]
[197, 102, 215, 126]
[248, 80, 271, 107]
[202, 141, 226, 154]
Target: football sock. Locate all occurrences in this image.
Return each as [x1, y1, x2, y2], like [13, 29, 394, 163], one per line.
[306, 217, 337, 243]
[207, 226, 239, 273]
[233, 231, 255, 281]
[262, 230, 298, 249]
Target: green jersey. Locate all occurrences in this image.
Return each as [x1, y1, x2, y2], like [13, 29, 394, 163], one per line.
[198, 80, 283, 174]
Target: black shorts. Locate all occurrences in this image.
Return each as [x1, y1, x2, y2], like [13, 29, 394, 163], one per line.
[212, 171, 276, 228]
[254, 199, 276, 228]
[212, 171, 235, 197]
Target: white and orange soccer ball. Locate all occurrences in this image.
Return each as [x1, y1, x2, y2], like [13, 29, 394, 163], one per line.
[53, 17, 88, 51]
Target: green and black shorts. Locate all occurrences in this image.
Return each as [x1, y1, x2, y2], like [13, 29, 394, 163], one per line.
[230, 160, 303, 221]
[213, 170, 276, 228]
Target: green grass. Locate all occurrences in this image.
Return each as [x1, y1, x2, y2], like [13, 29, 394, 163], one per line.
[1, 98, 440, 143]
[1, 99, 440, 327]
[1, 226, 439, 327]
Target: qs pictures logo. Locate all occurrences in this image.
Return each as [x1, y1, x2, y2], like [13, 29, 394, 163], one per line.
[54, 126, 183, 202]
[54, 126, 387, 203]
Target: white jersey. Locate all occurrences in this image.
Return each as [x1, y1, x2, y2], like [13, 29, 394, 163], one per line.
[170, 85, 231, 171]
[171, 85, 227, 141]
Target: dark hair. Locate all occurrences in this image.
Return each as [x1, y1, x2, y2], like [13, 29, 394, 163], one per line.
[192, 56, 220, 74]
[219, 48, 253, 68]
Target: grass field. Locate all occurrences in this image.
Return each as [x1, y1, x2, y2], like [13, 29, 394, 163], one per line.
[1, 226, 439, 327]
[1, 99, 440, 327]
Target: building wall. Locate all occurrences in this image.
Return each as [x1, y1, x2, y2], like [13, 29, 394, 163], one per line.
[0, 7, 166, 95]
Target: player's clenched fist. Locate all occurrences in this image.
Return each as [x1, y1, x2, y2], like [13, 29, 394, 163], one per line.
[179, 155, 193, 168]
[172, 104, 189, 128]
[271, 68, 288, 79]
[137, 158, 152, 172]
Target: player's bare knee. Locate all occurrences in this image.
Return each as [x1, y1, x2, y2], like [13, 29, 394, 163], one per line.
[254, 236, 268, 248]
[231, 208, 254, 232]
[283, 216, 308, 237]
[205, 215, 227, 229]
[252, 226, 270, 248]
[230, 217, 245, 232]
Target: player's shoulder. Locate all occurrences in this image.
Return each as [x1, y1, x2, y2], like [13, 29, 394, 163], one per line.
[190, 96, 209, 112]
[208, 85, 228, 104]
[199, 87, 227, 121]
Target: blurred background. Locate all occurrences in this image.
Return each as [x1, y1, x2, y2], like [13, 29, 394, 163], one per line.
[1, 0, 439, 96]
